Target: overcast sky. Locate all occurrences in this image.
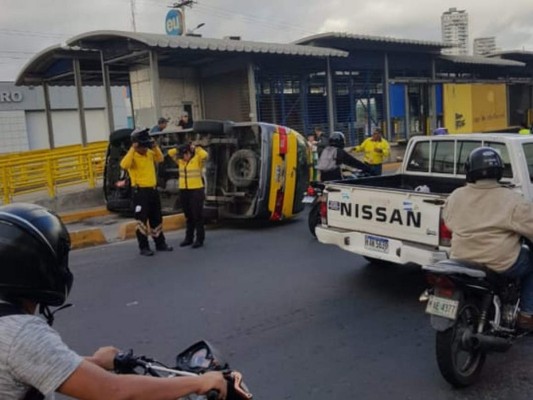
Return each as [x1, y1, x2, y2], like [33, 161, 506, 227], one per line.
[1, 0, 532, 82]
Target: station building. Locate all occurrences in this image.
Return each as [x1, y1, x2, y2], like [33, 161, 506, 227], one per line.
[13, 30, 533, 149]
[0, 81, 128, 153]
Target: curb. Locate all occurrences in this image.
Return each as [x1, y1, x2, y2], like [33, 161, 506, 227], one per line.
[118, 213, 186, 240]
[69, 228, 108, 250]
[59, 206, 111, 224]
[68, 213, 186, 250]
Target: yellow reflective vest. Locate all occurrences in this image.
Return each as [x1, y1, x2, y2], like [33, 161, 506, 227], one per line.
[352, 138, 391, 165]
[168, 146, 208, 189]
[120, 146, 164, 188]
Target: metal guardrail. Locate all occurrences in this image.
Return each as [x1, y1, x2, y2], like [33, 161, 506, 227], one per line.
[0, 141, 108, 204]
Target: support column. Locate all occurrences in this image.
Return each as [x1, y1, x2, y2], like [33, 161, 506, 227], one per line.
[42, 82, 55, 149]
[73, 58, 88, 146]
[383, 52, 392, 140]
[326, 57, 335, 134]
[101, 51, 115, 134]
[247, 63, 258, 122]
[149, 50, 161, 121]
[404, 83, 411, 140]
[300, 74, 309, 135]
[430, 58, 437, 133]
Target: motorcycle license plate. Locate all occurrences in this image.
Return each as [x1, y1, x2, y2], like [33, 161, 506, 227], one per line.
[364, 235, 389, 253]
[426, 295, 459, 320]
[302, 195, 316, 204]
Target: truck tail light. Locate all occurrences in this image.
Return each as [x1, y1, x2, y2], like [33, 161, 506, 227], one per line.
[278, 127, 287, 155]
[439, 219, 452, 247]
[270, 189, 285, 221]
[320, 198, 328, 225]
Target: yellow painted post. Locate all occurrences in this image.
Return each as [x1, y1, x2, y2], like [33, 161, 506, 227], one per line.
[2, 165, 10, 204]
[87, 153, 96, 188]
[45, 158, 56, 198]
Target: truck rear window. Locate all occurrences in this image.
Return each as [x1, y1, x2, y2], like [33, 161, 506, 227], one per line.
[407, 139, 513, 178]
[523, 143, 533, 182]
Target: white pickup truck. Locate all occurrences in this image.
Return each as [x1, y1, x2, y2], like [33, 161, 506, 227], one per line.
[316, 134, 533, 266]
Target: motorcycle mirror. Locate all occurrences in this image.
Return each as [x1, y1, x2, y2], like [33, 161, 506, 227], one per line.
[175, 340, 229, 373]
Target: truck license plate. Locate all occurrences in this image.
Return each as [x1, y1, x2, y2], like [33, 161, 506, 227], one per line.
[302, 195, 315, 204]
[364, 235, 389, 253]
[425, 295, 459, 320]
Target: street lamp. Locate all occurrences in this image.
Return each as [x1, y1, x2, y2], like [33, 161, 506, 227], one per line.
[187, 23, 205, 34]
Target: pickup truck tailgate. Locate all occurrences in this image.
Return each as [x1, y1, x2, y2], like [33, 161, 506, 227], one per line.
[325, 185, 444, 247]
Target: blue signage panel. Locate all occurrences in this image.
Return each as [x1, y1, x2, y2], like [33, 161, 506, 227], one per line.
[165, 9, 184, 36]
[389, 84, 406, 118]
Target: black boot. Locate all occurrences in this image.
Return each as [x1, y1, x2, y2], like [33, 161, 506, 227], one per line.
[180, 239, 193, 247]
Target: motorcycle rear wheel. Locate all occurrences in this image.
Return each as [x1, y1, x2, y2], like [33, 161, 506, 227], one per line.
[308, 202, 321, 237]
[436, 302, 486, 387]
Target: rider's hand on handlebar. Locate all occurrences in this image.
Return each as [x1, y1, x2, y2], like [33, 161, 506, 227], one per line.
[88, 346, 121, 370]
[198, 371, 227, 400]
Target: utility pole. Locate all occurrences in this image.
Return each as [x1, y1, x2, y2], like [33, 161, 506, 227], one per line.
[130, 0, 137, 32]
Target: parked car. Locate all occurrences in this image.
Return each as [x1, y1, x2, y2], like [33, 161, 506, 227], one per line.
[103, 120, 311, 221]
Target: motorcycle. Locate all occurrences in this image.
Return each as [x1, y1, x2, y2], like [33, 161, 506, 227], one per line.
[420, 258, 528, 387]
[114, 340, 253, 399]
[303, 168, 369, 237]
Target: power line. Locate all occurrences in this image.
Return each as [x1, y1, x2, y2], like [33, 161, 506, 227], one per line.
[0, 28, 72, 39]
[0, 50, 38, 55]
[194, 1, 317, 35]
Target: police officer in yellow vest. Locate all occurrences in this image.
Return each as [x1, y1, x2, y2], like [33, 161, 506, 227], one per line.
[168, 143, 208, 248]
[351, 128, 391, 176]
[519, 123, 531, 135]
[120, 128, 173, 256]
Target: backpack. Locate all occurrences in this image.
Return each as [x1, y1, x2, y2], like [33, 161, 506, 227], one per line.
[0, 303, 45, 400]
[316, 146, 338, 171]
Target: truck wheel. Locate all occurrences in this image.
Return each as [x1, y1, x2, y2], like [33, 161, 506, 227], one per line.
[436, 302, 485, 387]
[308, 202, 321, 237]
[227, 149, 258, 187]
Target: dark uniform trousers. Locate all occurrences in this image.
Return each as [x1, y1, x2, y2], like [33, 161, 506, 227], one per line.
[133, 187, 166, 250]
[180, 188, 205, 243]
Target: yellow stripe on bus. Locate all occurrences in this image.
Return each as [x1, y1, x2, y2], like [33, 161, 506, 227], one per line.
[282, 132, 297, 218]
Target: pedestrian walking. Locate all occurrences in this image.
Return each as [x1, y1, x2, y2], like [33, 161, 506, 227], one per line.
[168, 143, 208, 248]
[351, 128, 390, 176]
[307, 133, 319, 181]
[120, 128, 173, 256]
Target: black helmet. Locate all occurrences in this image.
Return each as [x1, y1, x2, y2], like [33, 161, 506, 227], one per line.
[131, 128, 153, 148]
[176, 143, 193, 157]
[329, 131, 345, 148]
[0, 203, 73, 307]
[464, 147, 504, 183]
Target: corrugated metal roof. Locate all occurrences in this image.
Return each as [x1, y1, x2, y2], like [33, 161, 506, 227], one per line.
[487, 50, 533, 63]
[294, 32, 449, 49]
[66, 30, 349, 58]
[439, 54, 525, 67]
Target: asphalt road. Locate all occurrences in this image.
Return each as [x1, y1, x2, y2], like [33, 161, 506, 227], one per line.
[55, 216, 533, 400]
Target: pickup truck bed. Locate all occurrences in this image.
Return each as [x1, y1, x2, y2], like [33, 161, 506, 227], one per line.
[334, 174, 465, 195]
